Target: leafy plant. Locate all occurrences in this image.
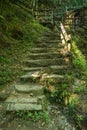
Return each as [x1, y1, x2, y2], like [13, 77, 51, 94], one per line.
[15, 111, 49, 123]
[68, 98, 79, 116]
[76, 114, 83, 128]
[46, 83, 71, 105]
[73, 85, 85, 94]
[72, 38, 87, 77]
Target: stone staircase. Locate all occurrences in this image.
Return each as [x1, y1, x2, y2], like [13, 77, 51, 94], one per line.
[3, 30, 71, 111]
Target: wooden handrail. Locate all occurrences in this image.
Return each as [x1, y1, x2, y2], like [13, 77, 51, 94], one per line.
[60, 22, 71, 42]
[54, 21, 71, 52]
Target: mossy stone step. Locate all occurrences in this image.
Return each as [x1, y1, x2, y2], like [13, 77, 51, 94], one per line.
[28, 52, 63, 59]
[50, 65, 71, 74]
[15, 84, 44, 95]
[24, 59, 67, 67]
[5, 95, 46, 104]
[5, 95, 46, 111]
[43, 39, 61, 43]
[20, 71, 42, 83]
[30, 47, 61, 53]
[46, 74, 71, 83]
[42, 32, 60, 37]
[5, 103, 42, 111]
[35, 42, 64, 47]
[22, 67, 48, 72]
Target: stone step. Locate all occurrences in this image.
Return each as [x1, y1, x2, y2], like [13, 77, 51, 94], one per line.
[22, 67, 49, 74]
[28, 52, 63, 59]
[22, 67, 48, 72]
[5, 95, 46, 111]
[5, 95, 45, 104]
[46, 74, 71, 84]
[42, 32, 60, 37]
[44, 34, 60, 38]
[38, 34, 60, 38]
[50, 65, 71, 74]
[40, 38, 61, 42]
[22, 65, 71, 75]
[43, 40, 61, 43]
[30, 47, 62, 53]
[35, 40, 61, 45]
[24, 59, 67, 67]
[35, 43, 64, 48]
[20, 71, 42, 83]
[4, 103, 43, 111]
[15, 84, 44, 95]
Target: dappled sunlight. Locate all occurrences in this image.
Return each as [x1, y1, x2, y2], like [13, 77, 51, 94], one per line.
[32, 71, 41, 78]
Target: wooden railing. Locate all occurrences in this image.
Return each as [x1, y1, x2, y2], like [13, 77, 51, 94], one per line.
[54, 21, 71, 52]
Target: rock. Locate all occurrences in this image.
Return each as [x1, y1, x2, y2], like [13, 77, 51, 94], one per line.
[15, 84, 44, 95]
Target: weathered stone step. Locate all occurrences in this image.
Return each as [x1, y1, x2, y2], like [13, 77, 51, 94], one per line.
[42, 39, 61, 43]
[24, 59, 67, 67]
[42, 32, 60, 37]
[40, 37, 61, 42]
[46, 74, 71, 84]
[23, 67, 47, 72]
[46, 74, 64, 80]
[30, 47, 61, 53]
[5, 95, 45, 104]
[15, 84, 44, 95]
[20, 71, 42, 83]
[50, 65, 71, 74]
[5, 95, 46, 111]
[28, 52, 63, 59]
[36, 39, 61, 44]
[35, 43, 64, 48]
[5, 103, 42, 111]
[40, 31, 60, 38]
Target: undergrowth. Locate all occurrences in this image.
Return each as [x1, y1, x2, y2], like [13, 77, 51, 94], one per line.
[0, 1, 45, 90]
[2, 111, 50, 123]
[72, 36, 87, 78]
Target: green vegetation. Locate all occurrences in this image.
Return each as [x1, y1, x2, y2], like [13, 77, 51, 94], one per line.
[72, 36, 87, 78]
[46, 83, 71, 105]
[13, 111, 49, 123]
[0, 1, 44, 90]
